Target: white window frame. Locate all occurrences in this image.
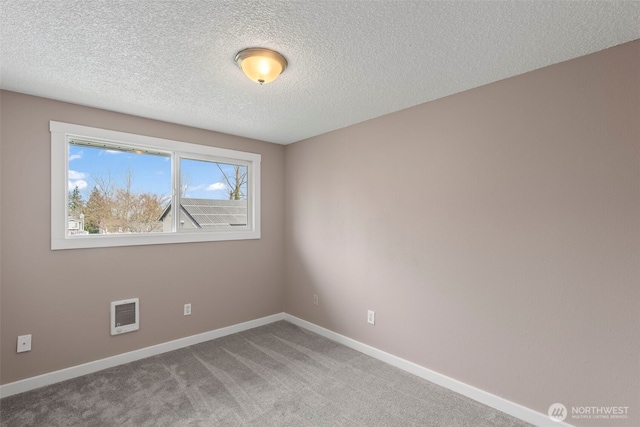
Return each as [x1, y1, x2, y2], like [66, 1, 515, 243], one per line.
[51, 121, 261, 250]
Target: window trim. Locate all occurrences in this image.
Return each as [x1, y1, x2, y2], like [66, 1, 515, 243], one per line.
[51, 121, 261, 250]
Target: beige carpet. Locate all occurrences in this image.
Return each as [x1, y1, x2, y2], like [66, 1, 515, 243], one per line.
[0, 321, 531, 426]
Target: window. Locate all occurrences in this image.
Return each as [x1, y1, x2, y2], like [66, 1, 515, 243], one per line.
[51, 121, 260, 250]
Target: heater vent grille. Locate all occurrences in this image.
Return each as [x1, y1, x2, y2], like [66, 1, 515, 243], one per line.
[110, 298, 139, 335]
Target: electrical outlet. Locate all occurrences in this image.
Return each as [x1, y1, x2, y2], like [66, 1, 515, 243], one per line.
[367, 310, 375, 325]
[313, 294, 318, 306]
[17, 334, 32, 353]
[184, 303, 191, 316]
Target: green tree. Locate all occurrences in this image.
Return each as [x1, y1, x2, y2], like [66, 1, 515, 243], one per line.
[84, 186, 108, 234]
[68, 186, 84, 216]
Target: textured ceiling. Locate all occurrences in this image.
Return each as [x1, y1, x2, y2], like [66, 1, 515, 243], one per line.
[1, 1, 639, 145]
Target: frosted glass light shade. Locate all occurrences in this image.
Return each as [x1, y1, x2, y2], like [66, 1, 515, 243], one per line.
[235, 48, 287, 85]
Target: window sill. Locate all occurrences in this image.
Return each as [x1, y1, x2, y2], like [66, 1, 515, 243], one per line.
[51, 229, 261, 250]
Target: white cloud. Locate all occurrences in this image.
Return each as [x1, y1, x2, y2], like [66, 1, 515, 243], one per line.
[69, 152, 82, 161]
[68, 170, 86, 180]
[68, 170, 88, 191]
[68, 180, 88, 191]
[206, 182, 227, 191]
[185, 184, 205, 191]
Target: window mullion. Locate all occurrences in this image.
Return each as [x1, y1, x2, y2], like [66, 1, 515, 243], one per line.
[173, 153, 180, 233]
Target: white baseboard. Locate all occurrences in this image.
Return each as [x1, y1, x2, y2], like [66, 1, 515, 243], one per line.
[284, 313, 573, 427]
[1, 312, 572, 427]
[0, 313, 285, 399]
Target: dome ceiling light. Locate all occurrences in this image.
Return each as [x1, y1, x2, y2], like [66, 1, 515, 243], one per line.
[235, 47, 287, 85]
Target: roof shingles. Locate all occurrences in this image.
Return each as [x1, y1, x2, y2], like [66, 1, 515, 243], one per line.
[161, 198, 247, 229]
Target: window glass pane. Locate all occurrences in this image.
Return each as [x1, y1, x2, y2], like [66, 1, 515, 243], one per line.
[68, 141, 171, 235]
[178, 158, 248, 230]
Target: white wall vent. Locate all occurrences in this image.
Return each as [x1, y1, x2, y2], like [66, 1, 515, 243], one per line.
[110, 298, 139, 336]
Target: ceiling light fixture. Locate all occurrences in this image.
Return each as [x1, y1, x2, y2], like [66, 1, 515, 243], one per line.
[235, 47, 287, 85]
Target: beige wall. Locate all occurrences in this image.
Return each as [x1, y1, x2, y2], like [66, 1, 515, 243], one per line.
[0, 91, 285, 384]
[284, 40, 639, 426]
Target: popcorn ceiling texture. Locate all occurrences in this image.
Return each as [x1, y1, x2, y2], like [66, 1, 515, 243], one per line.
[1, 0, 639, 144]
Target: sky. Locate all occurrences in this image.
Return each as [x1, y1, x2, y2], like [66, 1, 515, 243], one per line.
[68, 144, 244, 202]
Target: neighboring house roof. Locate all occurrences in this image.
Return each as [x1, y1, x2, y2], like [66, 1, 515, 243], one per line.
[159, 198, 247, 229]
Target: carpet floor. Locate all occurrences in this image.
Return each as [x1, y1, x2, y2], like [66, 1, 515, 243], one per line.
[0, 321, 532, 426]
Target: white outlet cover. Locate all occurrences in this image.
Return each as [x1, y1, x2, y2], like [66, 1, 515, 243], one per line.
[17, 334, 32, 353]
[367, 310, 375, 325]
